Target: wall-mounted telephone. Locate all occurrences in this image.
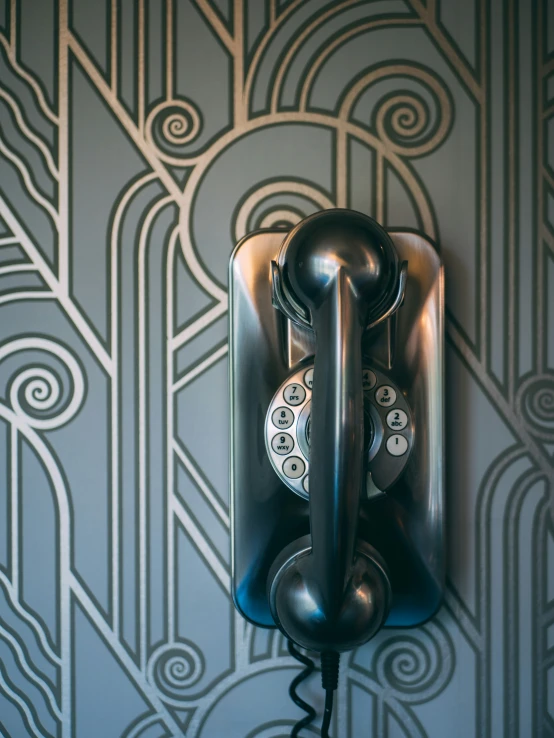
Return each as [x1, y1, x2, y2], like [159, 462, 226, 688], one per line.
[229, 209, 444, 735]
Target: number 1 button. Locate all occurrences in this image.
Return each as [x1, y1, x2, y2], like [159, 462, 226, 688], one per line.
[386, 435, 408, 456]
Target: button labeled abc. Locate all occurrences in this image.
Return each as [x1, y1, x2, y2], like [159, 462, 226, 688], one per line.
[271, 433, 294, 455]
[283, 456, 305, 478]
[272, 406, 294, 428]
[386, 434, 409, 456]
[386, 409, 408, 430]
[362, 369, 376, 390]
[375, 385, 397, 406]
[284, 383, 306, 406]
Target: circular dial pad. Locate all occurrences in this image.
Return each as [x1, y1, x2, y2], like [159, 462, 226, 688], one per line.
[265, 360, 414, 500]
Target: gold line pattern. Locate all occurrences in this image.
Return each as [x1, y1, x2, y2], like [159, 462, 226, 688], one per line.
[0, 1, 551, 736]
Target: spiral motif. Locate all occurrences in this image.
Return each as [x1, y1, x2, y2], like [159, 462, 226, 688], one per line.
[12, 367, 61, 412]
[377, 93, 428, 142]
[233, 179, 334, 242]
[0, 339, 85, 430]
[341, 64, 453, 158]
[378, 638, 431, 692]
[516, 374, 554, 441]
[148, 641, 204, 702]
[145, 99, 202, 164]
[372, 623, 454, 702]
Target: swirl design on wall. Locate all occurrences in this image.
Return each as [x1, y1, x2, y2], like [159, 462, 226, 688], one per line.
[145, 98, 203, 164]
[148, 641, 205, 703]
[0, 338, 85, 430]
[341, 64, 454, 158]
[372, 625, 454, 702]
[516, 374, 554, 441]
[0, 0, 550, 736]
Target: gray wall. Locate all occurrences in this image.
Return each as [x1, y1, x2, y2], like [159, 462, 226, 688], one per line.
[0, 0, 552, 736]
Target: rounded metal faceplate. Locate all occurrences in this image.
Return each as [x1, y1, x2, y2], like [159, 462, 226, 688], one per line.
[264, 360, 414, 500]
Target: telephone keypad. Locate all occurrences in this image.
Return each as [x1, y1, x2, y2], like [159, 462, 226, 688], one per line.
[283, 384, 306, 406]
[283, 457, 305, 478]
[271, 433, 294, 455]
[272, 407, 294, 428]
[265, 360, 414, 499]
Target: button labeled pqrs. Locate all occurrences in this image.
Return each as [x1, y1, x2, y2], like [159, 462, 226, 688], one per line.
[283, 383, 306, 406]
[271, 433, 294, 455]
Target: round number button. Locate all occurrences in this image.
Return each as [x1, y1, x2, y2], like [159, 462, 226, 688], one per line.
[386, 409, 408, 431]
[375, 385, 397, 406]
[362, 369, 376, 390]
[386, 434, 409, 456]
[283, 383, 306, 406]
[272, 406, 294, 428]
[302, 475, 309, 493]
[283, 456, 305, 479]
[304, 368, 314, 389]
[271, 433, 294, 455]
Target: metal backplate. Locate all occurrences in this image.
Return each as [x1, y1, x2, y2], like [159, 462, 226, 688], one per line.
[229, 228, 444, 629]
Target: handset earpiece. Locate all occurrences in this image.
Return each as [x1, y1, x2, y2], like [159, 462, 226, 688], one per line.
[267, 209, 405, 653]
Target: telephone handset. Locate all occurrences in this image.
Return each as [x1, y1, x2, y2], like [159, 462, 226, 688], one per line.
[229, 209, 444, 654]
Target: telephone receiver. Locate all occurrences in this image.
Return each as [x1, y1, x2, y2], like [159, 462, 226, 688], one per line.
[229, 209, 444, 656]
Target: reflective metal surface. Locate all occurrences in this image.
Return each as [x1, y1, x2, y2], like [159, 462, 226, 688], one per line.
[229, 218, 444, 631]
[264, 359, 414, 500]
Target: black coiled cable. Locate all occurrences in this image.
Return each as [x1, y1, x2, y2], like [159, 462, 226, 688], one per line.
[288, 642, 340, 737]
[287, 640, 316, 736]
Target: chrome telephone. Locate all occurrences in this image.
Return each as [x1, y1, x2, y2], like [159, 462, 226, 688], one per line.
[229, 209, 444, 734]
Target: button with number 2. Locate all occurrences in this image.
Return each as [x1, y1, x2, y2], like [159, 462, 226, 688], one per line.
[386, 409, 408, 430]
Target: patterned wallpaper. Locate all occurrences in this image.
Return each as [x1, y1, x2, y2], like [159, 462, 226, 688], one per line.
[0, 0, 552, 736]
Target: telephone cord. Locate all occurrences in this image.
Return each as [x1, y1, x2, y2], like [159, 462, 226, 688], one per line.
[288, 640, 316, 736]
[288, 642, 340, 737]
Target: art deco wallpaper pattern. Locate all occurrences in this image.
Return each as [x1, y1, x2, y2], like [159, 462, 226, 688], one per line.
[0, 0, 552, 736]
